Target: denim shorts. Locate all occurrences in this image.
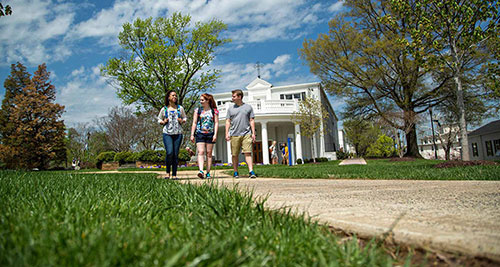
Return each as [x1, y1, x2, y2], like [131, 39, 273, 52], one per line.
[195, 132, 215, 144]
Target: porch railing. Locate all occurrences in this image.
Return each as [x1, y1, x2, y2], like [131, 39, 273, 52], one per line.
[217, 99, 298, 119]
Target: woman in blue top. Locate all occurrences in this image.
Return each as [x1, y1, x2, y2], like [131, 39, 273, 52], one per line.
[190, 93, 219, 179]
[157, 90, 187, 179]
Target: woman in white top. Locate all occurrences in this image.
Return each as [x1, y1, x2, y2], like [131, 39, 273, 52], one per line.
[157, 90, 187, 179]
[269, 140, 278, 165]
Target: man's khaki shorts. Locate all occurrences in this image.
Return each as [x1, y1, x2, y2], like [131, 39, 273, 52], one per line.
[230, 135, 252, 156]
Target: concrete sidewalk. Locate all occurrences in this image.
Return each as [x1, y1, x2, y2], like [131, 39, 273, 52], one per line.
[339, 158, 367, 165]
[181, 177, 500, 262]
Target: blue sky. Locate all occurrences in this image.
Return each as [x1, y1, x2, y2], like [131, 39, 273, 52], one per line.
[0, 0, 346, 127]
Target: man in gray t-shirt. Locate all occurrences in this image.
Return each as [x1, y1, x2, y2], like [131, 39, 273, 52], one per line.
[225, 89, 257, 178]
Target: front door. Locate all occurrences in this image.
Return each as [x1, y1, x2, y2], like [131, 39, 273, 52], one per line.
[253, 141, 262, 164]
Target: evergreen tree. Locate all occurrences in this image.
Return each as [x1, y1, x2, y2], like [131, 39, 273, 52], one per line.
[0, 63, 66, 169]
[0, 63, 31, 142]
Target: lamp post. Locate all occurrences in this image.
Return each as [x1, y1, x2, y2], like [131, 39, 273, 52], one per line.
[429, 107, 438, 159]
[86, 132, 91, 162]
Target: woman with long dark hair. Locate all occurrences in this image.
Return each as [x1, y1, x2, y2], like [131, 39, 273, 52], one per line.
[157, 90, 187, 179]
[190, 93, 219, 179]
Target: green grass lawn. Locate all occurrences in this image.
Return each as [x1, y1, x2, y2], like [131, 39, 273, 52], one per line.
[240, 159, 500, 180]
[0, 171, 401, 266]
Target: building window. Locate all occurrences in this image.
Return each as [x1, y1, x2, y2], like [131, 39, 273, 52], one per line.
[494, 139, 500, 152]
[485, 140, 493, 156]
[281, 93, 306, 100]
[472, 143, 478, 157]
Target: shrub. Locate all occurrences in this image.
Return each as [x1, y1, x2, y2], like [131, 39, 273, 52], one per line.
[137, 150, 165, 163]
[303, 157, 328, 163]
[178, 149, 191, 162]
[337, 150, 349, 160]
[366, 135, 397, 158]
[114, 151, 135, 164]
[96, 151, 116, 164]
[126, 152, 139, 163]
[296, 158, 303, 164]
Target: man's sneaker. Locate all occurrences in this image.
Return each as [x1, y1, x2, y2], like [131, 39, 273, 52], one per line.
[197, 170, 204, 179]
[206, 173, 211, 179]
[249, 170, 257, 179]
[233, 171, 239, 178]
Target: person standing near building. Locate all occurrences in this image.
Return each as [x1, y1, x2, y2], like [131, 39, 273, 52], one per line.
[225, 89, 257, 178]
[158, 90, 187, 179]
[190, 93, 219, 179]
[281, 143, 289, 165]
[269, 140, 278, 165]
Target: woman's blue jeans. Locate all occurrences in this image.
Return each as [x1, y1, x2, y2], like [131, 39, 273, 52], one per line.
[162, 134, 183, 176]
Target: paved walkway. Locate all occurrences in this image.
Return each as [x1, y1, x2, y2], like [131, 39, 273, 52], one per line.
[339, 158, 367, 165]
[179, 176, 500, 262]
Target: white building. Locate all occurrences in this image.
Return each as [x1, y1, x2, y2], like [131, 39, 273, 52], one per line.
[338, 129, 351, 153]
[468, 119, 500, 160]
[212, 78, 339, 165]
[419, 125, 461, 160]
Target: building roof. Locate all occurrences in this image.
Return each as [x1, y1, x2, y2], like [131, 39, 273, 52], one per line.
[468, 119, 500, 137]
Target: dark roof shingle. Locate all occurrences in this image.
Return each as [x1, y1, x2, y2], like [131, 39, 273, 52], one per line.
[468, 119, 500, 136]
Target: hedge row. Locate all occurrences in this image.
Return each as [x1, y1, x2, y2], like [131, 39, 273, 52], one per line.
[96, 149, 191, 164]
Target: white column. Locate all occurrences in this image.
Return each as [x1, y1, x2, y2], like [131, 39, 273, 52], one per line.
[226, 140, 232, 164]
[295, 124, 303, 161]
[312, 134, 318, 159]
[261, 121, 270, 165]
[319, 122, 325, 157]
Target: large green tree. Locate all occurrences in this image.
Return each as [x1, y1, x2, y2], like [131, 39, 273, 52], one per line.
[343, 118, 381, 157]
[300, 0, 452, 158]
[387, 0, 500, 160]
[0, 63, 66, 169]
[101, 12, 230, 114]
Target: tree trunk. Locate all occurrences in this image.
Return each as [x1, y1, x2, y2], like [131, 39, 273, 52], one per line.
[312, 134, 317, 163]
[445, 146, 451, 160]
[404, 124, 422, 158]
[455, 75, 470, 161]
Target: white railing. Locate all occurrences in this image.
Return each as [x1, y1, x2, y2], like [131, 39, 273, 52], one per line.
[218, 99, 298, 119]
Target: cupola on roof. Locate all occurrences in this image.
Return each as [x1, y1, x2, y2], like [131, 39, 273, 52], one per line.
[246, 77, 272, 91]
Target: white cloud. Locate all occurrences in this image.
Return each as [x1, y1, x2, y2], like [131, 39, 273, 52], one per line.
[0, 0, 76, 66]
[71, 67, 85, 77]
[212, 54, 297, 93]
[273, 54, 291, 66]
[58, 65, 122, 125]
[0, 0, 337, 67]
[328, 1, 345, 13]
[68, 0, 329, 45]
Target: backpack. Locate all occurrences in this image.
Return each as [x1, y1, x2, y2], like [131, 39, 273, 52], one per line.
[165, 105, 182, 118]
[197, 107, 215, 121]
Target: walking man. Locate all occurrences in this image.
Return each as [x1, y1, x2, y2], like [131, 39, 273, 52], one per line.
[225, 89, 257, 178]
